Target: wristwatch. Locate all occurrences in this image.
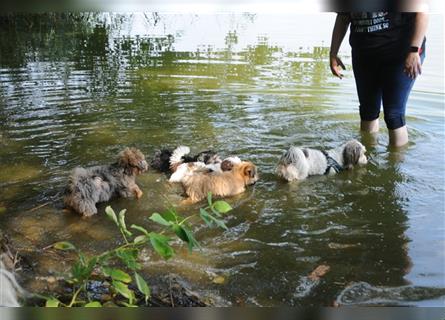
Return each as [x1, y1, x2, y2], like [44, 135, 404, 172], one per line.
[409, 46, 421, 53]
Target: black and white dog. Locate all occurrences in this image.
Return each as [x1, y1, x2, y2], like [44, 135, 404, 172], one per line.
[276, 139, 368, 181]
[150, 146, 220, 174]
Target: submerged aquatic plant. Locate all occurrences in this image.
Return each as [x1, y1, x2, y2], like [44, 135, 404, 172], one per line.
[44, 193, 231, 307]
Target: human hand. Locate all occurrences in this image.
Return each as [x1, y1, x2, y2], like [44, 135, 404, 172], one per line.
[404, 52, 422, 79]
[330, 55, 346, 79]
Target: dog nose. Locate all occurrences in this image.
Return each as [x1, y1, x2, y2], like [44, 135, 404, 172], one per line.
[141, 160, 148, 171]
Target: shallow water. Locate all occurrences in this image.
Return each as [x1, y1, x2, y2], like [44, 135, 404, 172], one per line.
[0, 13, 444, 306]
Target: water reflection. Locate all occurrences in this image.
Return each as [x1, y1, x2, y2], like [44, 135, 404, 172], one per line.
[0, 13, 443, 306]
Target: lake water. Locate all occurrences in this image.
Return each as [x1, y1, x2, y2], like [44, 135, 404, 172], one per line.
[0, 13, 444, 306]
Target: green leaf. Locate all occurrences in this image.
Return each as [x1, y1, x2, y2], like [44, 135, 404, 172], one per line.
[212, 216, 228, 230]
[118, 209, 132, 237]
[52, 241, 76, 251]
[148, 233, 174, 259]
[112, 280, 135, 304]
[78, 252, 87, 266]
[172, 224, 188, 242]
[102, 267, 132, 283]
[134, 235, 148, 244]
[45, 298, 60, 307]
[130, 224, 149, 236]
[213, 200, 232, 214]
[84, 301, 102, 307]
[199, 208, 214, 227]
[86, 256, 98, 272]
[162, 208, 179, 223]
[120, 302, 138, 307]
[199, 209, 227, 230]
[97, 251, 113, 265]
[105, 206, 118, 226]
[181, 224, 201, 251]
[149, 213, 172, 226]
[207, 192, 213, 207]
[171, 224, 200, 251]
[71, 254, 97, 283]
[71, 261, 90, 283]
[115, 248, 141, 270]
[134, 272, 150, 304]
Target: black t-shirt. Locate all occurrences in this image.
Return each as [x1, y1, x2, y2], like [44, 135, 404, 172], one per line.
[345, 12, 420, 58]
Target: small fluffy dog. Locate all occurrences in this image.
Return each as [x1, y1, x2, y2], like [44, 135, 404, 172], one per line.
[168, 146, 241, 183]
[64, 147, 148, 217]
[150, 146, 220, 173]
[276, 139, 367, 181]
[181, 161, 259, 204]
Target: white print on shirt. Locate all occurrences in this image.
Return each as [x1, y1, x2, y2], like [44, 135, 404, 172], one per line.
[351, 12, 390, 33]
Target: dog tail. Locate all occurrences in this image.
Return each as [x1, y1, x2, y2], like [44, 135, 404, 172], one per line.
[276, 147, 308, 181]
[169, 146, 190, 171]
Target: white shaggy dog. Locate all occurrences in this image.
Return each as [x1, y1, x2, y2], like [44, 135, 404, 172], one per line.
[276, 139, 368, 181]
[0, 261, 22, 307]
[169, 146, 241, 183]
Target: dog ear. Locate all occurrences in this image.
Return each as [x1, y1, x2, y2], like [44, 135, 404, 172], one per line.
[118, 148, 147, 174]
[221, 159, 234, 171]
[343, 141, 364, 169]
[243, 163, 256, 178]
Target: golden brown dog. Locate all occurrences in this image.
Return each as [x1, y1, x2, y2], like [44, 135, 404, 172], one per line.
[181, 161, 258, 204]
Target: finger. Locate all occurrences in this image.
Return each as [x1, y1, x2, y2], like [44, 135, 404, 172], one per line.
[335, 67, 343, 79]
[338, 59, 346, 70]
[409, 65, 415, 79]
[413, 64, 418, 78]
[330, 65, 341, 78]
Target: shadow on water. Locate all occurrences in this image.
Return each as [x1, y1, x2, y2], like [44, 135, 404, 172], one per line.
[0, 13, 444, 306]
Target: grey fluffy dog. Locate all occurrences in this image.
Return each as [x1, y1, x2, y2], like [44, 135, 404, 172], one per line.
[64, 147, 148, 217]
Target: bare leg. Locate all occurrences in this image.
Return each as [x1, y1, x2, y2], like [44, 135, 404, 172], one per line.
[361, 119, 379, 133]
[360, 119, 379, 146]
[389, 125, 409, 147]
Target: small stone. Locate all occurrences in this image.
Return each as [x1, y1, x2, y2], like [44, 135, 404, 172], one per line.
[212, 276, 225, 284]
[308, 264, 330, 281]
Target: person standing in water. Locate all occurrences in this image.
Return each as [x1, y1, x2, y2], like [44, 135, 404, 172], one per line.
[329, 12, 428, 147]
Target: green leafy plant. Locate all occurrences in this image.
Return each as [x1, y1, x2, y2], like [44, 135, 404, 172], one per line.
[45, 193, 231, 307]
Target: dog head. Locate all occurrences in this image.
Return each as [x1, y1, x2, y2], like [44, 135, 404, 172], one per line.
[276, 147, 307, 181]
[150, 149, 172, 172]
[233, 161, 259, 186]
[342, 140, 368, 169]
[118, 147, 148, 175]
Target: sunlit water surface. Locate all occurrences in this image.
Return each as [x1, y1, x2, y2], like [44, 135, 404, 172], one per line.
[0, 13, 444, 306]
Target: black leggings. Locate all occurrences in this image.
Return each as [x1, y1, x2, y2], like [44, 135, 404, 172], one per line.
[352, 47, 426, 130]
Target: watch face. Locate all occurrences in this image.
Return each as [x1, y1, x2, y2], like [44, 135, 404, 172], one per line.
[410, 46, 419, 52]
